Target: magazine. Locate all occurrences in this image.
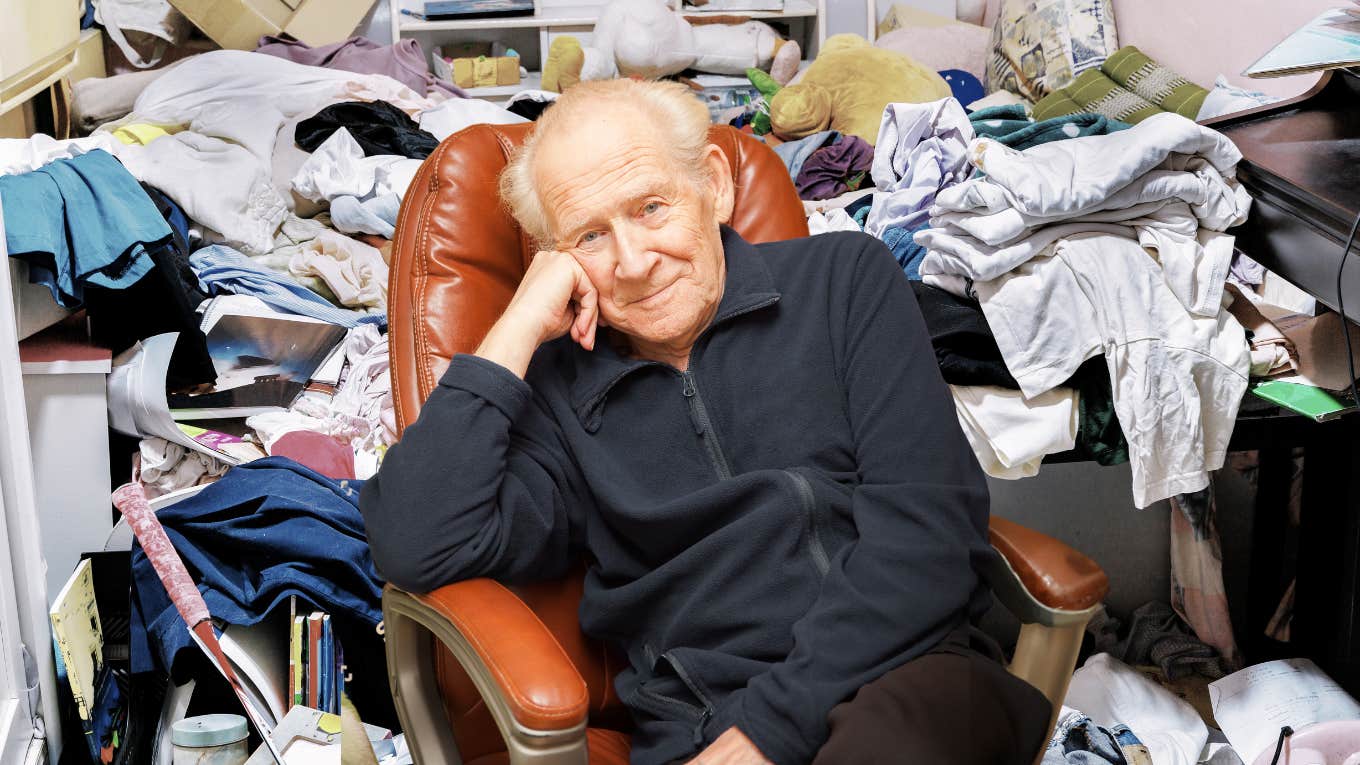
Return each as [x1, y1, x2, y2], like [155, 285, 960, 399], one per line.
[107, 333, 266, 465]
[167, 296, 347, 420]
[1245, 6, 1360, 78]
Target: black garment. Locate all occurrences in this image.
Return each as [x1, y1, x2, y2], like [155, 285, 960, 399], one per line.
[910, 281, 1019, 388]
[295, 100, 438, 159]
[362, 229, 994, 765]
[506, 96, 553, 121]
[84, 182, 215, 388]
[811, 626, 1050, 765]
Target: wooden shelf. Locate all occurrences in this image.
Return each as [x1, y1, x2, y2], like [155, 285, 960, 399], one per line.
[397, 0, 818, 33]
[398, 5, 600, 32]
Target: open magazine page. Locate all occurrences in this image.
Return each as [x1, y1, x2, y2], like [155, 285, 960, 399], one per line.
[107, 333, 265, 465]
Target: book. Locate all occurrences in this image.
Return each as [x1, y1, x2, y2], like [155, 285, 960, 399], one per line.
[306, 612, 323, 709]
[319, 615, 334, 714]
[49, 559, 107, 761]
[168, 296, 347, 419]
[422, 0, 533, 19]
[1245, 8, 1360, 78]
[1251, 380, 1357, 422]
[290, 615, 305, 710]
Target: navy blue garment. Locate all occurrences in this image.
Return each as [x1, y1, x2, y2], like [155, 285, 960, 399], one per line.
[129, 457, 383, 675]
[881, 223, 930, 280]
[940, 69, 985, 107]
[0, 149, 167, 307]
[363, 228, 995, 765]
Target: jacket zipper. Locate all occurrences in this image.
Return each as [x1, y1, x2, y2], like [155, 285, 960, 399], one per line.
[785, 469, 831, 576]
[681, 370, 733, 480]
[660, 651, 716, 747]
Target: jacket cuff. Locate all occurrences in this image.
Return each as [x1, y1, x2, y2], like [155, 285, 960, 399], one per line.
[437, 353, 533, 421]
[725, 692, 815, 765]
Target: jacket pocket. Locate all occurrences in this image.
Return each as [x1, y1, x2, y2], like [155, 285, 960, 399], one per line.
[626, 649, 713, 726]
[784, 469, 831, 577]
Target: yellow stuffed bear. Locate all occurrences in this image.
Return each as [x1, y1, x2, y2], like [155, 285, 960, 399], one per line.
[770, 34, 951, 145]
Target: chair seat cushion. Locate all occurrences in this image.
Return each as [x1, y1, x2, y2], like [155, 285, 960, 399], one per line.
[466, 728, 631, 765]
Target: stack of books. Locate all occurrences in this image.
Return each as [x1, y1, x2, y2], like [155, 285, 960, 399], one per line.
[287, 597, 346, 715]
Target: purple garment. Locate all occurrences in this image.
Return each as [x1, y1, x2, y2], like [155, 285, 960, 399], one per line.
[1229, 249, 1266, 288]
[255, 35, 465, 98]
[795, 136, 874, 201]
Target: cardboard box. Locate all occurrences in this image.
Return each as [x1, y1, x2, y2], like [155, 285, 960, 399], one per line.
[167, 0, 376, 51]
[433, 46, 520, 89]
[876, 4, 964, 37]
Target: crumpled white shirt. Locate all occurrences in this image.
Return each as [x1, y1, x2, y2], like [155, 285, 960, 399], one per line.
[0, 134, 126, 176]
[976, 233, 1249, 507]
[862, 98, 974, 237]
[951, 385, 1077, 480]
[291, 127, 423, 204]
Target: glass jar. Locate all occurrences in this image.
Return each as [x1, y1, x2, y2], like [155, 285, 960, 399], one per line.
[172, 714, 249, 765]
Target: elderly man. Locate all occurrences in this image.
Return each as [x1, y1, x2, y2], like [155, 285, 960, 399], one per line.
[361, 79, 1050, 764]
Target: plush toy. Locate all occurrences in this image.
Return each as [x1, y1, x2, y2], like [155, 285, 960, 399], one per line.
[543, 0, 801, 92]
[763, 34, 951, 145]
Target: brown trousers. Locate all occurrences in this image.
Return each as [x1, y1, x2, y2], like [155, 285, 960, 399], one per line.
[810, 628, 1052, 765]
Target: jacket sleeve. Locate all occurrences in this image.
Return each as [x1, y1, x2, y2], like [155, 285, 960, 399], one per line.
[730, 238, 993, 765]
[359, 353, 592, 593]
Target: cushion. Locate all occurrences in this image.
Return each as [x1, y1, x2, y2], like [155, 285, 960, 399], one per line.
[875, 22, 992, 82]
[985, 0, 1119, 102]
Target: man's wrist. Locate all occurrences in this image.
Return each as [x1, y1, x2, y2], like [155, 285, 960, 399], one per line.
[475, 312, 544, 379]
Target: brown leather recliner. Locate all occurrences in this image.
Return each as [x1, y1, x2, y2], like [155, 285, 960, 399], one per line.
[381, 122, 1110, 765]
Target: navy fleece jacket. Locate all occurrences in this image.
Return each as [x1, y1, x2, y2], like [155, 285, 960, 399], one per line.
[361, 228, 994, 764]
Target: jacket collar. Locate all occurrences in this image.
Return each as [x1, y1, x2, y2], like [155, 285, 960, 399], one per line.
[567, 226, 781, 431]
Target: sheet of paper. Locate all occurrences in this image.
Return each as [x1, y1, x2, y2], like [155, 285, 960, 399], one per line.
[1209, 658, 1360, 763]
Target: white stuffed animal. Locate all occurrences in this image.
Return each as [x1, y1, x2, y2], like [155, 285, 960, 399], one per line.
[543, 0, 800, 91]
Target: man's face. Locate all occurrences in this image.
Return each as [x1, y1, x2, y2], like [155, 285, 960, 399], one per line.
[535, 114, 729, 350]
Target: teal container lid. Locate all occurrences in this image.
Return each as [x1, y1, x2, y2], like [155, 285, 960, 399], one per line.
[172, 714, 248, 747]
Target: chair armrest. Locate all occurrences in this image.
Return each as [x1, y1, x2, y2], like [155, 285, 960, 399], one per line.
[382, 581, 590, 765]
[984, 517, 1109, 625]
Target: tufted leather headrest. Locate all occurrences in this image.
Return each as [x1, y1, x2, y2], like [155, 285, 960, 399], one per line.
[389, 122, 811, 432]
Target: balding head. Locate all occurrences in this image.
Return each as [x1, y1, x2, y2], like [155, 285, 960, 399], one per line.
[500, 79, 719, 247]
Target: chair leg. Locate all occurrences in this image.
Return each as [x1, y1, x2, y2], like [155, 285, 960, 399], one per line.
[384, 602, 467, 765]
[1007, 616, 1095, 765]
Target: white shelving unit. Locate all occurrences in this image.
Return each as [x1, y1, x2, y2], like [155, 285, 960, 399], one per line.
[391, 0, 826, 101]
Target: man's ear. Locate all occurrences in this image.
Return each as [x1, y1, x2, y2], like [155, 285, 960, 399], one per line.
[703, 144, 735, 225]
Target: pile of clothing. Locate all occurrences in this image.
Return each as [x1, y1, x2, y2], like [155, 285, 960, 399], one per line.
[3, 40, 531, 496]
[803, 94, 1255, 511]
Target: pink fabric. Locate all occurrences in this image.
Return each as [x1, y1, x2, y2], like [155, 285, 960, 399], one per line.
[270, 430, 357, 479]
[255, 35, 465, 98]
[875, 23, 991, 82]
[1169, 483, 1241, 669]
[111, 483, 208, 628]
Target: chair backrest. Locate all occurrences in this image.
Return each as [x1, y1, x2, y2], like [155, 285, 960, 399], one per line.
[389, 121, 809, 758]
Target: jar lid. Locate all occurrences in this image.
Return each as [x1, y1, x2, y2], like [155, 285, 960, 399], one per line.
[172, 714, 249, 747]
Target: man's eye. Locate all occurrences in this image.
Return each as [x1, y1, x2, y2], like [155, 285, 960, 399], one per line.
[581, 231, 601, 244]
[643, 202, 661, 215]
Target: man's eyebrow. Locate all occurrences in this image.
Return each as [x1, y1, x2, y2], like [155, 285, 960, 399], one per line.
[559, 185, 676, 242]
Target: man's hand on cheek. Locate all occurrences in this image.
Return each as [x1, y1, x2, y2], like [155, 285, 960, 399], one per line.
[686, 727, 773, 765]
[503, 250, 601, 350]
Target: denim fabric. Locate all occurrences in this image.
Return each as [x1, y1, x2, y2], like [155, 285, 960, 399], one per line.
[190, 244, 385, 328]
[129, 457, 383, 674]
[0, 149, 167, 307]
[1043, 711, 1147, 765]
[772, 130, 838, 181]
[881, 223, 930, 280]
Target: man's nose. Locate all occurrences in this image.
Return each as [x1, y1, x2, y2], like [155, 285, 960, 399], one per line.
[614, 224, 660, 282]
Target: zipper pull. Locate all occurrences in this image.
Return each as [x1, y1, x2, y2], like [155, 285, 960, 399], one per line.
[681, 371, 696, 398]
